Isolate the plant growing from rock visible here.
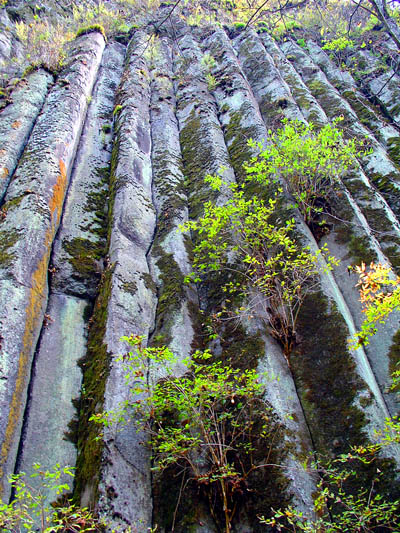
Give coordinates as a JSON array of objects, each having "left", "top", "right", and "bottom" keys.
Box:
[
  {"left": 0, "top": 463, "right": 104, "bottom": 532},
  {"left": 352, "top": 261, "right": 400, "bottom": 347},
  {"left": 246, "top": 118, "right": 361, "bottom": 226},
  {"left": 181, "top": 174, "right": 338, "bottom": 356},
  {"left": 15, "top": 19, "right": 73, "bottom": 73},
  {"left": 92, "top": 335, "right": 287, "bottom": 533},
  {"left": 260, "top": 432, "right": 400, "bottom": 532}
]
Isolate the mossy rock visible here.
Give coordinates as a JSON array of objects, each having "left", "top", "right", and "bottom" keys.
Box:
[
  {"left": 151, "top": 245, "right": 185, "bottom": 347},
  {"left": 0, "top": 229, "right": 20, "bottom": 267},
  {"left": 292, "top": 291, "right": 367, "bottom": 455},
  {"left": 76, "top": 24, "right": 106, "bottom": 41},
  {"left": 73, "top": 266, "right": 114, "bottom": 505}
]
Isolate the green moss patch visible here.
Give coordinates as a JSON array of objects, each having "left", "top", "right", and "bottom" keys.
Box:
[
  {"left": 387, "top": 137, "right": 400, "bottom": 167},
  {"left": 151, "top": 246, "right": 185, "bottom": 347},
  {"left": 63, "top": 237, "right": 103, "bottom": 281},
  {"left": 292, "top": 291, "right": 367, "bottom": 455},
  {"left": 73, "top": 266, "right": 113, "bottom": 505},
  {"left": 179, "top": 111, "right": 219, "bottom": 220},
  {"left": 224, "top": 109, "right": 259, "bottom": 182},
  {"left": 76, "top": 24, "right": 106, "bottom": 41},
  {"left": 0, "top": 229, "right": 20, "bottom": 267},
  {"left": 388, "top": 329, "right": 400, "bottom": 392},
  {"left": 341, "top": 90, "right": 385, "bottom": 131}
]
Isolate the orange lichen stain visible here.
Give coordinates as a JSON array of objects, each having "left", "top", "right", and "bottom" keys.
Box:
[
  {"left": 0, "top": 243, "right": 49, "bottom": 495},
  {"left": 0, "top": 168, "right": 9, "bottom": 179},
  {"left": 0, "top": 160, "right": 69, "bottom": 495},
  {"left": 11, "top": 120, "right": 21, "bottom": 129},
  {"left": 0, "top": 149, "right": 6, "bottom": 157},
  {"left": 49, "top": 160, "right": 68, "bottom": 226}
]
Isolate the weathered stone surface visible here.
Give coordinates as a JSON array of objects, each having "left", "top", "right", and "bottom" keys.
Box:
[
  {"left": 0, "top": 8, "right": 23, "bottom": 81},
  {"left": 148, "top": 36, "right": 195, "bottom": 362},
  {"left": 349, "top": 47, "right": 400, "bottom": 124},
  {"left": 0, "top": 7, "right": 400, "bottom": 530},
  {"left": 52, "top": 42, "right": 125, "bottom": 299},
  {"left": 15, "top": 42, "right": 125, "bottom": 511},
  {"left": 260, "top": 33, "right": 327, "bottom": 127},
  {"left": 234, "top": 29, "right": 304, "bottom": 125},
  {"left": 0, "top": 30, "right": 104, "bottom": 498},
  {"left": 234, "top": 30, "right": 400, "bottom": 425},
  {"left": 238, "top": 33, "right": 399, "bottom": 418},
  {"left": 280, "top": 39, "right": 400, "bottom": 201},
  {"left": 0, "top": 69, "right": 53, "bottom": 202},
  {"left": 202, "top": 26, "right": 398, "bottom": 464},
  {"left": 87, "top": 31, "right": 157, "bottom": 531},
  {"left": 305, "top": 40, "right": 397, "bottom": 143},
  {"left": 181, "top": 25, "right": 318, "bottom": 514},
  {"left": 17, "top": 293, "right": 88, "bottom": 501}
]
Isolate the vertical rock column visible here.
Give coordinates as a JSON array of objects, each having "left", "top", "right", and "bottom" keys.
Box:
[
  {"left": 348, "top": 47, "right": 400, "bottom": 125},
  {"left": 16, "top": 42, "right": 125, "bottom": 505},
  {"left": 148, "top": 36, "right": 195, "bottom": 362},
  {"left": 0, "top": 31, "right": 105, "bottom": 499},
  {"left": 201, "top": 26, "right": 397, "bottom": 460},
  {"left": 0, "top": 69, "right": 53, "bottom": 201},
  {"left": 175, "top": 28, "right": 317, "bottom": 519},
  {"left": 236, "top": 31, "right": 400, "bottom": 415},
  {"left": 306, "top": 40, "right": 400, "bottom": 155},
  {"left": 278, "top": 39, "right": 400, "bottom": 229},
  {"left": 76, "top": 31, "right": 157, "bottom": 531},
  {"left": 305, "top": 39, "right": 400, "bottom": 216},
  {"left": 147, "top": 34, "right": 206, "bottom": 531}
]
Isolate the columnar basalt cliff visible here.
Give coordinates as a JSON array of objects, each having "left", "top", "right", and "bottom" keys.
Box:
[{"left": 1, "top": 2, "right": 400, "bottom": 531}]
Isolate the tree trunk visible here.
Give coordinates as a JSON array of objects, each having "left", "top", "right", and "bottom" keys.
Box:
[{"left": 369, "top": 0, "right": 400, "bottom": 50}]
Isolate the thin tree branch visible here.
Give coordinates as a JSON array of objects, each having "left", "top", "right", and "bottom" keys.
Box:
[
  {"left": 348, "top": 0, "right": 363, "bottom": 35},
  {"left": 153, "top": 0, "right": 184, "bottom": 34}
]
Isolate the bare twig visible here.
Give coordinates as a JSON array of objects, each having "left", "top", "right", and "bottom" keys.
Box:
[
  {"left": 244, "top": 0, "right": 307, "bottom": 31},
  {"left": 348, "top": 0, "right": 363, "bottom": 35}
]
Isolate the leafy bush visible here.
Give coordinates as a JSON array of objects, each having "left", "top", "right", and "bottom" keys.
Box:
[
  {"left": 15, "top": 19, "right": 73, "bottom": 72},
  {"left": 0, "top": 463, "right": 104, "bottom": 532},
  {"left": 72, "top": 2, "right": 128, "bottom": 37},
  {"left": 322, "top": 36, "right": 354, "bottom": 51},
  {"left": 246, "top": 118, "right": 361, "bottom": 225},
  {"left": 92, "top": 336, "right": 287, "bottom": 533},
  {"left": 260, "top": 432, "right": 400, "bottom": 532},
  {"left": 181, "top": 172, "right": 338, "bottom": 355},
  {"left": 352, "top": 262, "right": 400, "bottom": 347}
]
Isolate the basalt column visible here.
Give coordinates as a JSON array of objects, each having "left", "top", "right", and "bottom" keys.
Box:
[{"left": 0, "top": 30, "right": 105, "bottom": 499}]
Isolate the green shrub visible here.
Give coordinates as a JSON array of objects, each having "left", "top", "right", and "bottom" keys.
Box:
[
  {"left": 322, "top": 36, "right": 354, "bottom": 51},
  {"left": 261, "top": 431, "right": 400, "bottom": 532},
  {"left": 0, "top": 463, "right": 104, "bottom": 532},
  {"left": 246, "top": 118, "right": 362, "bottom": 225},
  {"left": 92, "top": 335, "right": 286, "bottom": 533},
  {"left": 181, "top": 173, "right": 338, "bottom": 355},
  {"left": 15, "top": 19, "right": 73, "bottom": 73},
  {"left": 351, "top": 262, "right": 400, "bottom": 348}
]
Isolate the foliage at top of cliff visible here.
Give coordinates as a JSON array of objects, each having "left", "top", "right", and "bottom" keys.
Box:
[{"left": 1, "top": 0, "right": 400, "bottom": 109}]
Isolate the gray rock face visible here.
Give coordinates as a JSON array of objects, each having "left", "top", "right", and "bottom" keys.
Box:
[
  {"left": 177, "top": 26, "right": 317, "bottom": 514},
  {"left": 51, "top": 42, "right": 126, "bottom": 299},
  {"left": 0, "top": 30, "right": 104, "bottom": 499},
  {"left": 0, "top": 9, "right": 400, "bottom": 532},
  {"left": 279, "top": 39, "right": 400, "bottom": 221},
  {"left": 17, "top": 293, "right": 88, "bottom": 501},
  {"left": 92, "top": 31, "right": 157, "bottom": 531},
  {"left": 148, "top": 36, "right": 195, "bottom": 364},
  {"left": 242, "top": 31, "right": 400, "bottom": 417},
  {"left": 201, "top": 26, "right": 397, "bottom": 461},
  {"left": 16, "top": 41, "right": 125, "bottom": 510},
  {"left": 0, "top": 69, "right": 53, "bottom": 202}
]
